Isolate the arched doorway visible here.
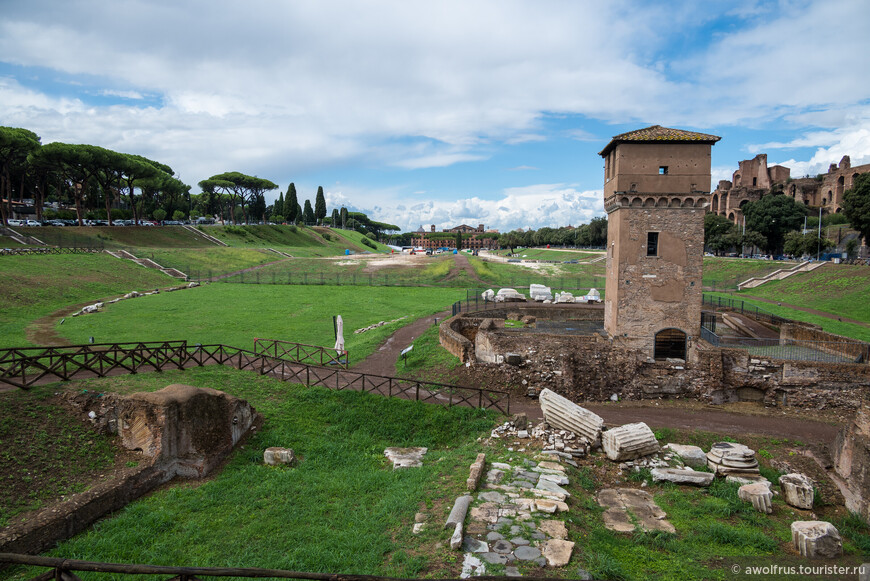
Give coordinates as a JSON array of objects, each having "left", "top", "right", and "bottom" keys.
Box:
[{"left": 654, "top": 328, "right": 687, "bottom": 360}]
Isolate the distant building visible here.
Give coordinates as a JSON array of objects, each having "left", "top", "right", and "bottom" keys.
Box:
[{"left": 410, "top": 223, "right": 499, "bottom": 250}]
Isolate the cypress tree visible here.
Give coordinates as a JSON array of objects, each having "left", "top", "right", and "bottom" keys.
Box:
[
  {"left": 303, "top": 199, "right": 314, "bottom": 224},
  {"left": 276, "top": 192, "right": 284, "bottom": 220},
  {"left": 340, "top": 207, "right": 348, "bottom": 229},
  {"left": 331, "top": 208, "right": 339, "bottom": 226},
  {"left": 314, "top": 186, "right": 327, "bottom": 224},
  {"left": 286, "top": 183, "right": 298, "bottom": 224}
]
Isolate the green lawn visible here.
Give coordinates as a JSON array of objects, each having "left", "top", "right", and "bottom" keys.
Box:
[
  {"left": 491, "top": 247, "right": 602, "bottom": 261},
  {"left": 55, "top": 284, "right": 465, "bottom": 364},
  {"left": 735, "top": 264, "right": 870, "bottom": 324},
  {"left": 32, "top": 226, "right": 214, "bottom": 249},
  {"left": 702, "top": 257, "right": 794, "bottom": 289},
  {"left": 1, "top": 367, "right": 495, "bottom": 579},
  {"left": 468, "top": 256, "right": 604, "bottom": 290},
  {"left": 0, "top": 254, "right": 173, "bottom": 347},
  {"left": 705, "top": 292, "right": 870, "bottom": 342},
  {"left": 133, "top": 247, "right": 281, "bottom": 278}
]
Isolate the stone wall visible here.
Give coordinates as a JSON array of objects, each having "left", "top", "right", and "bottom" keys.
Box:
[
  {"left": 780, "top": 322, "right": 869, "bottom": 362},
  {"left": 833, "top": 402, "right": 870, "bottom": 522},
  {"left": 445, "top": 307, "right": 870, "bottom": 411},
  {"left": 0, "top": 385, "right": 260, "bottom": 556}
]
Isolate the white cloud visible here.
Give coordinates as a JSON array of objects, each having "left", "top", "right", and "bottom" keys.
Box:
[
  {"left": 326, "top": 183, "right": 604, "bottom": 233},
  {"left": 98, "top": 89, "right": 145, "bottom": 100}
]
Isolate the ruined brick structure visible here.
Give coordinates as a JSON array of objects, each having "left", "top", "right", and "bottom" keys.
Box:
[
  {"left": 599, "top": 125, "right": 720, "bottom": 358},
  {"left": 712, "top": 154, "right": 870, "bottom": 224}
]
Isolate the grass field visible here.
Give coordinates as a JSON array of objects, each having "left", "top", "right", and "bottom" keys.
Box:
[
  {"left": 735, "top": 264, "right": 870, "bottom": 324},
  {"left": 30, "top": 226, "right": 215, "bottom": 249},
  {"left": 0, "top": 254, "right": 172, "bottom": 347},
  {"left": 54, "top": 284, "right": 464, "bottom": 364},
  {"left": 3, "top": 370, "right": 868, "bottom": 581},
  {"left": 705, "top": 292, "right": 870, "bottom": 342},
  {"left": 702, "top": 257, "right": 794, "bottom": 289},
  {"left": 1, "top": 367, "right": 495, "bottom": 579},
  {"left": 468, "top": 256, "right": 604, "bottom": 290},
  {"left": 489, "top": 248, "right": 602, "bottom": 261}
]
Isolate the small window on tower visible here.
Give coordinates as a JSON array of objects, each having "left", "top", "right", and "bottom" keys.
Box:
[
  {"left": 647, "top": 232, "right": 659, "bottom": 256},
  {"left": 659, "top": 166, "right": 668, "bottom": 175}
]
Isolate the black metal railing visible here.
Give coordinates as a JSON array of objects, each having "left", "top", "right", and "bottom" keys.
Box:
[{"left": 702, "top": 294, "right": 787, "bottom": 325}]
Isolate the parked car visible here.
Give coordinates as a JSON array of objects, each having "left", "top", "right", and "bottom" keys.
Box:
[{"left": 24, "top": 220, "right": 41, "bottom": 226}]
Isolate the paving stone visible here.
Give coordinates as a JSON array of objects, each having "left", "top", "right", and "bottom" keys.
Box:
[
  {"left": 539, "top": 473, "right": 569, "bottom": 486},
  {"left": 470, "top": 502, "right": 499, "bottom": 524},
  {"left": 512, "top": 479, "right": 536, "bottom": 489},
  {"left": 531, "top": 531, "right": 547, "bottom": 540},
  {"left": 492, "top": 539, "right": 514, "bottom": 554},
  {"left": 509, "top": 525, "right": 523, "bottom": 535},
  {"left": 537, "top": 461, "right": 566, "bottom": 472},
  {"left": 466, "top": 521, "right": 487, "bottom": 535},
  {"left": 534, "top": 557, "right": 548, "bottom": 568},
  {"left": 534, "top": 479, "right": 571, "bottom": 497},
  {"left": 486, "top": 469, "right": 505, "bottom": 484},
  {"left": 487, "top": 531, "right": 505, "bottom": 541},
  {"left": 479, "top": 491, "right": 506, "bottom": 503},
  {"left": 576, "top": 567, "right": 593, "bottom": 580},
  {"left": 462, "top": 536, "right": 489, "bottom": 553},
  {"left": 511, "top": 537, "right": 530, "bottom": 546},
  {"left": 497, "top": 517, "right": 515, "bottom": 526},
  {"left": 383, "top": 446, "right": 428, "bottom": 469},
  {"left": 538, "top": 519, "right": 568, "bottom": 540},
  {"left": 651, "top": 467, "right": 714, "bottom": 487},
  {"left": 517, "top": 470, "right": 541, "bottom": 482},
  {"left": 482, "top": 552, "right": 509, "bottom": 565},
  {"left": 505, "top": 566, "right": 522, "bottom": 577},
  {"left": 514, "top": 545, "right": 542, "bottom": 561},
  {"left": 492, "top": 462, "right": 512, "bottom": 470},
  {"left": 460, "top": 554, "right": 485, "bottom": 579},
  {"left": 541, "top": 539, "right": 575, "bottom": 567},
  {"left": 536, "top": 499, "right": 559, "bottom": 513}
]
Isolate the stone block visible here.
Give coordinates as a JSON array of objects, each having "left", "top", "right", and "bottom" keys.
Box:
[
  {"left": 738, "top": 482, "right": 774, "bottom": 514},
  {"left": 541, "top": 539, "right": 574, "bottom": 567},
  {"left": 384, "top": 447, "right": 427, "bottom": 469},
  {"left": 467, "top": 453, "right": 486, "bottom": 490},
  {"left": 779, "top": 473, "right": 814, "bottom": 510},
  {"left": 263, "top": 447, "right": 296, "bottom": 466},
  {"left": 445, "top": 495, "right": 473, "bottom": 529},
  {"left": 662, "top": 443, "right": 707, "bottom": 468},
  {"left": 539, "top": 388, "right": 604, "bottom": 444},
  {"left": 650, "top": 467, "right": 714, "bottom": 486},
  {"left": 791, "top": 521, "right": 843, "bottom": 558},
  {"left": 706, "top": 442, "right": 759, "bottom": 475},
  {"left": 602, "top": 422, "right": 660, "bottom": 461}
]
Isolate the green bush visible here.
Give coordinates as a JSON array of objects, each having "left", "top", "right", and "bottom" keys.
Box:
[{"left": 361, "top": 237, "right": 376, "bottom": 249}]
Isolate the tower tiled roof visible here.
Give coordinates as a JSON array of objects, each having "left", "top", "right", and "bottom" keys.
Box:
[{"left": 599, "top": 125, "right": 721, "bottom": 156}]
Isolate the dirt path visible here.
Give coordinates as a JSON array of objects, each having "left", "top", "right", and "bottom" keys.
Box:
[
  {"left": 737, "top": 294, "right": 870, "bottom": 328},
  {"left": 445, "top": 252, "right": 487, "bottom": 285},
  {"left": 25, "top": 301, "right": 104, "bottom": 346},
  {"left": 352, "top": 309, "right": 452, "bottom": 376},
  {"left": 353, "top": 311, "right": 843, "bottom": 447}
]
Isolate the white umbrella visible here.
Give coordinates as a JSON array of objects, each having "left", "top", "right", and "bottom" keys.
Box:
[{"left": 334, "top": 315, "right": 345, "bottom": 353}]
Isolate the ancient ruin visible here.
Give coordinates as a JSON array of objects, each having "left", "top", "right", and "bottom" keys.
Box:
[{"left": 712, "top": 153, "right": 870, "bottom": 223}]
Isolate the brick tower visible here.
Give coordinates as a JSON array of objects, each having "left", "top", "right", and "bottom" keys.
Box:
[{"left": 598, "top": 125, "right": 720, "bottom": 359}]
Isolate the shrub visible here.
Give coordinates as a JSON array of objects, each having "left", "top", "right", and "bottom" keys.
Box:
[{"left": 361, "top": 237, "right": 376, "bottom": 249}]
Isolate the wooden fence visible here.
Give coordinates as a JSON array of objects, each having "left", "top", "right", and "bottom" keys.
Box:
[
  {"left": 0, "top": 553, "right": 564, "bottom": 581},
  {"left": 253, "top": 338, "right": 348, "bottom": 368},
  {"left": 0, "top": 341, "right": 509, "bottom": 414}
]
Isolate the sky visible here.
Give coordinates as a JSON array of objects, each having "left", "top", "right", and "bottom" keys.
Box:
[{"left": 2, "top": 0, "right": 869, "bottom": 232}]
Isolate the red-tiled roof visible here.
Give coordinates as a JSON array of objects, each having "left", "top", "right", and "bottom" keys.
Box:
[{"left": 599, "top": 125, "right": 721, "bottom": 156}]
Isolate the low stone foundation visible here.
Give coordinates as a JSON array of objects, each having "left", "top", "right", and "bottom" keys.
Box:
[
  {"left": 0, "top": 385, "right": 260, "bottom": 555},
  {"left": 441, "top": 305, "right": 870, "bottom": 411}
]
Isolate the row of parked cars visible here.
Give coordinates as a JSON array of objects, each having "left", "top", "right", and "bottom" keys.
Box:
[{"left": 6, "top": 219, "right": 183, "bottom": 227}]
